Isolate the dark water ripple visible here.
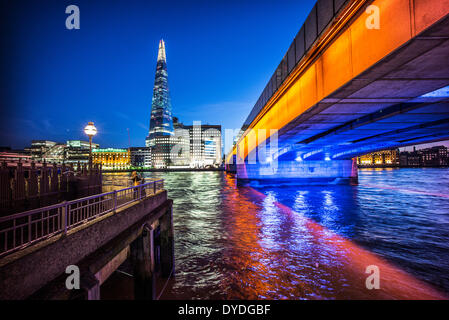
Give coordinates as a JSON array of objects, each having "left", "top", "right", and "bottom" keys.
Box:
[{"left": 103, "top": 168, "right": 449, "bottom": 299}]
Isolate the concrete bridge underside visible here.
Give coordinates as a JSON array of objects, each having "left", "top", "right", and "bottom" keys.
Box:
[{"left": 227, "top": 0, "right": 449, "bottom": 185}]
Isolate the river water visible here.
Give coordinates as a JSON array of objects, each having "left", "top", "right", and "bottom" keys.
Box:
[{"left": 103, "top": 168, "right": 449, "bottom": 300}]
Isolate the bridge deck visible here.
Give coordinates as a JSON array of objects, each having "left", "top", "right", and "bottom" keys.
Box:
[{"left": 227, "top": 0, "right": 449, "bottom": 164}]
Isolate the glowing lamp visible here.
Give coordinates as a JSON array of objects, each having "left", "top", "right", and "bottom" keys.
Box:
[
  {"left": 84, "top": 122, "right": 97, "bottom": 137},
  {"left": 84, "top": 121, "right": 97, "bottom": 171}
]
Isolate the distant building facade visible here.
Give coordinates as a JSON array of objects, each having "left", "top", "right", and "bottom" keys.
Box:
[
  {"left": 65, "top": 140, "right": 99, "bottom": 164},
  {"left": 173, "top": 118, "right": 222, "bottom": 168},
  {"left": 28, "top": 140, "right": 58, "bottom": 161},
  {"left": 23, "top": 140, "right": 99, "bottom": 164},
  {"left": 357, "top": 149, "right": 400, "bottom": 167},
  {"left": 358, "top": 146, "right": 448, "bottom": 167},
  {"left": 400, "top": 146, "right": 448, "bottom": 167},
  {"left": 92, "top": 148, "right": 130, "bottom": 170},
  {"left": 130, "top": 147, "right": 152, "bottom": 168}
]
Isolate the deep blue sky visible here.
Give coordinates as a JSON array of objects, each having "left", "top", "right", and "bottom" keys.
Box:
[
  {"left": 1, "top": 0, "right": 447, "bottom": 151},
  {"left": 0, "top": 0, "right": 316, "bottom": 149}
]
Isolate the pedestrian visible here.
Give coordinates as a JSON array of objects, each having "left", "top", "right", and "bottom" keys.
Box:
[
  {"left": 131, "top": 171, "right": 142, "bottom": 199},
  {"left": 131, "top": 171, "right": 141, "bottom": 186}
]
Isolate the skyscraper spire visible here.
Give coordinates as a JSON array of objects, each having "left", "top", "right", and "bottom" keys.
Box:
[
  {"left": 146, "top": 39, "right": 174, "bottom": 147},
  {"left": 157, "top": 39, "right": 166, "bottom": 62}
]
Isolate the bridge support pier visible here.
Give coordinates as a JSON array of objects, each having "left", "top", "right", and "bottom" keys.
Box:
[
  {"left": 225, "top": 155, "right": 237, "bottom": 173},
  {"left": 81, "top": 271, "right": 100, "bottom": 300},
  {"left": 131, "top": 228, "right": 156, "bottom": 300},
  {"left": 160, "top": 204, "right": 175, "bottom": 278},
  {"left": 237, "top": 159, "right": 358, "bottom": 186}
]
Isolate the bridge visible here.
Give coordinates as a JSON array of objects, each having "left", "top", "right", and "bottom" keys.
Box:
[
  {"left": 0, "top": 180, "right": 174, "bottom": 300},
  {"left": 225, "top": 0, "right": 449, "bottom": 185}
]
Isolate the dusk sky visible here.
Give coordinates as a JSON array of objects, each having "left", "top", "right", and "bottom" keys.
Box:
[
  {"left": 0, "top": 0, "right": 317, "bottom": 149},
  {"left": 1, "top": 0, "right": 447, "bottom": 150}
]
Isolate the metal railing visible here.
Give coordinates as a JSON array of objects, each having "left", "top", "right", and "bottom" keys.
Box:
[{"left": 0, "top": 179, "right": 164, "bottom": 258}]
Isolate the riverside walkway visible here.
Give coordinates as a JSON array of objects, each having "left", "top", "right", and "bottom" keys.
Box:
[{"left": 0, "top": 180, "right": 174, "bottom": 300}]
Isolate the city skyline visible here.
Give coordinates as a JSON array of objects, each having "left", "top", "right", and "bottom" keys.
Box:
[
  {"left": 0, "top": 0, "right": 448, "bottom": 304},
  {"left": 0, "top": 0, "right": 318, "bottom": 149},
  {"left": 1, "top": 0, "right": 448, "bottom": 152}
]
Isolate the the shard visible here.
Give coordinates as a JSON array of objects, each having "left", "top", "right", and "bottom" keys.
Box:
[{"left": 146, "top": 39, "right": 174, "bottom": 147}]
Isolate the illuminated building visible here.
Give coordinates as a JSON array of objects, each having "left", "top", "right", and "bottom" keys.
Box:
[
  {"left": 25, "top": 140, "right": 99, "bottom": 164},
  {"left": 151, "top": 134, "right": 190, "bottom": 168},
  {"left": 92, "top": 148, "right": 130, "bottom": 170},
  {"left": 28, "top": 140, "right": 58, "bottom": 161},
  {"left": 146, "top": 39, "right": 174, "bottom": 147},
  {"left": 193, "top": 124, "right": 222, "bottom": 168},
  {"left": 173, "top": 118, "right": 222, "bottom": 168},
  {"left": 357, "top": 149, "right": 400, "bottom": 167},
  {"left": 130, "top": 147, "right": 152, "bottom": 168},
  {"left": 171, "top": 126, "right": 191, "bottom": 166},
  {"left": 65, "top": 140, "right": 99, "bottom": 165},
  {"left": 141, "top": 37, "right": 222, "bottom": 168}
]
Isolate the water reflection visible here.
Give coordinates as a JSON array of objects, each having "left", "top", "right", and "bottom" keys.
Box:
[{"left": 103, "top": 169, "right": 449, "bottom": 299}]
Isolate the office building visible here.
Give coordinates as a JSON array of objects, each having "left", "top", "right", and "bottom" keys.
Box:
[{"left": 130, "top": 147, "right": 152, "bottom": 168}]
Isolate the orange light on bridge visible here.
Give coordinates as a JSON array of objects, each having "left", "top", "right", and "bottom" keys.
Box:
[{"left": 228, "top": 0, "right": 449, "bottom": 162}]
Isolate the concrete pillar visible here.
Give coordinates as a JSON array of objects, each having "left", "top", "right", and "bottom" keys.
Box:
[
  {"left": 160, "top": 205, "right": 175, "bottom": 278},
  {"left": 225, "top": 155, "right": 237, "bottom": 173},
  {"left": 237, "top": 159, "right": 358, "bottom": 185},
  {"left": 130, "top": 228, "right": 155, "bottom": 300},
  {"left": 350, "top": 158, "right": 358, "bottom": 185},
  {"left": 80, "top": 271, "right": 100, "bottom": 300}
]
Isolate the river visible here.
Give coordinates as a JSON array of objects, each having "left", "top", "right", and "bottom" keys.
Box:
[{"left": 102, "top": 168, "right": 449, "bottom": 299}]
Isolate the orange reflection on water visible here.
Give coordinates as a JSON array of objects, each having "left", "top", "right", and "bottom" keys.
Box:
[{"left": 221, "top": 174, "right": 447, "bottom": 300}]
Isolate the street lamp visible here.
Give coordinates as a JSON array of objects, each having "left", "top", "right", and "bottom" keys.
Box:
[{"left": 84, "top": 122, "right": 97, "bottom": 171}]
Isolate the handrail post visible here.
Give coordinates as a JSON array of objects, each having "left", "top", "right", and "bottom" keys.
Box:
[
  {"left": 113, "top": 190, "right": 117, "bottom": 212},
  {"left": 153, "top": 181, "right": 156, "bottom": 195},
  {"left": 61, "top": 201, "right": 68, "bottom": 235},
  {"left": 28, "top": 215, "right": 31, "bottom": 243}
]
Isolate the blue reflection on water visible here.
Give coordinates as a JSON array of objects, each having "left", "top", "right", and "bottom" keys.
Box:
[
  {"left": 255, "top": 168, "right": 449, "bottom": 294},
  {"left": 103, "top": 168, "right": 449, "bottom": 298}
]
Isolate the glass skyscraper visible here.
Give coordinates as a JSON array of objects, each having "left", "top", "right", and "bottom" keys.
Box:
[{"left": 146, "top": 39, "right": 174, "bottom": 147}]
